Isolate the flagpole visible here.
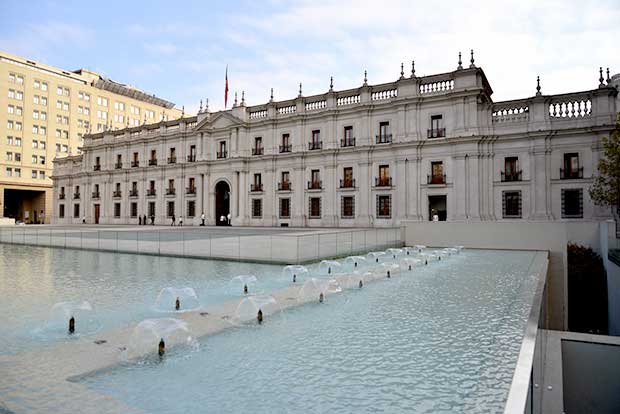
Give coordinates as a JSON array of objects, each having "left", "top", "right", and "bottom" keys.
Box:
[{"left": 224, "top": 65, "right": 229, "bottom": 109}]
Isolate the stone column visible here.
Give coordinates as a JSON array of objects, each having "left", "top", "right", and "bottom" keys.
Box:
[
  {"left": 453, "top": 154, "right": 467, "bottom": 220},
  {"left": 467, "top": 154, "right": 481, "bottom": 221},
  {"left": 292, "top": 166, "right": 305, "bottom": 226},
  {"left": 530, "top": 142, "right": 553, "bottom": 220},
  {"left": 357, "top": 160, "right": 372, "bottom": 226}
]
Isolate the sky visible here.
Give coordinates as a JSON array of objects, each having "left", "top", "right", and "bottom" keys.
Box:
[{"left": 1, "top": 0, "right": 619, "bottom": 113}]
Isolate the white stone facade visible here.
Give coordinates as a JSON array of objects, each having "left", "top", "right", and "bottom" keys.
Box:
[{"left": 51, "top": 64, "right": 619, "bottom": 227}]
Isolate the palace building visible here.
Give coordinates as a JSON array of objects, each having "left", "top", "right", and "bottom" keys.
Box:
[
  {"left": 51, "top": 56, "right": 619, "bottom": 227},
  {"left": 0, "top": 51, "right": 182, "bottom": 224}
]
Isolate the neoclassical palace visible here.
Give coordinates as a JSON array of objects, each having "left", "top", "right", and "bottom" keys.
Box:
[{"left": 51, "top": 59, "right": 620, "bottom": 227}]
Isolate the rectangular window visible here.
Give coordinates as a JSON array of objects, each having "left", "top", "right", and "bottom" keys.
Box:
[
  {"left": 187, "top": 200, "right": 196, "bottom": 217},
  {"left": 562, "top": 189, "right": 583, "bottom": 218},
  {"left": 430, "top": 161, "right": 444, "bottom": 184},
  {"left": 148, "top": 202, "right": 156, "bottom": 218},
  {"left": 342, "top": 126, "right": 354, "bottom": 146},
  {"left": 279, "top": 198, "right": 290, "bottom": 218},
  {"left": 59, "top": 204, "right": 65, "bottom": 218},
  {"left": 73, "top": 204, "right": 80, "bottom": 218},
  {"left": 341, "top": 196, "right": 355, "bottom": 218},
  {"left": 281, "top": 133, "right": 290, "bottom": 151},
  {"left": 378, "top": 165, "right": 390, "bottom": 186},
  {"left": 562, "top": 153, "right": 582, "bottom": 179},
  {"left": 310, "top": 130, "right": 321, "bottom": 150},
  {"left": 114, "top": 203, "right": 121, "bottom": 218},
  {"left": 502, "top": 191, "right": 522, "bottom": 218},
  {"left": 14, "top": 168, "right": 21, "bottom": 177},
  {"left": 376, "top": 195, "right": 391, "bottom": 218},
  {"left": 167, "top": 201, "right": 175, "bottom": 217},
  {"left": 378, "top": 121, "right": 391, "bottom": 143},
  {"left": 130, "top": 202, "right": 138, "bottom": 218},
  {"left": 429, "top": 115, "right": 445, "bottom": 138},
  {"left": 309, "top": 197, "right": 321, "bottom": 218},
  {"left": 252, "top": 199, "right": 263, "bottom": 218},
  {"left": 5, "top": 167, "right": 12, "bottom": 176}
]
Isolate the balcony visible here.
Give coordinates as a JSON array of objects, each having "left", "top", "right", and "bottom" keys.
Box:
[
  {"left": 147, "top": 189, "right": 156, "bottom": 197},
  {"left": 427, "top": 174, "right": 446, "bottom": 185},
  {"left": 167, "top": 156, "right": 177, "bottom": 164},
  {"left": 73, "top": 192, "right": 80, "bottom": 200},
  {"left": 308, "top": 141, "right": 322, "bottom": 150},
  {"left": 307, "top": 180, "right": 322, "bottom": 190},
  {"left": 341, "top": 137, "right": 356, "bottom": 147},
  {"left": 115, "top": 162, "right": 123, "bottom": 169},
  {"left": 427, "top": 128, "right": 446, "bottom": 139},
  {"left": 58, "top": 193, "right": 65, "bottom": 200},
  {"left": 340, "top": 179, "right": 356, "bottom": 188},
  {"left": 148, "top": 159, "right": 158, "bottom": 166},
  {"left": 91, "top": 191, "right": 100, "bottom": 199},
  {"left": 375, "top": 177, "right": 392, "bottom": 187},
  {"left": 278, "top": 181, "right": 292, "bottom": 191},
  {"left": 129, "top": 190, "right": 138, "bottom": 197},
  {"left": 279, "top": 144, "right": 292, "bottom": 153},
  {"left": 166, "top": 188, "right": 176, "bottom": 196},
  {"left": 560, "top": 167, "right": 583, "bottom": 179},
  {"left": 501, "top": 170, "right": 523, "bottom": 182},
  {"left": 376, "top": 134, "right": 392, "bottom": 144},
  {"left": 252, "top": 147, "right": 264, "bottom": 156},
  {"left": 131, "top": 160, "right": 139, "bottom": 168},
  {"left": 250, "top": 183, "right": 263, "bottom": 192},
  {"left": 113, "top": 190, "right": 122, "bottom": 198},
  {"left": 186, "top": 187, "right": 196, "bottom": 195},
  {"left": 93, "top": 164, "right": 101, "bottom": 171},
  {"left": 187, "top": 154, "right": 196, "bottom": 162},
  {"left": 216, "top": 151, "right": 227, "bottom": 159}
]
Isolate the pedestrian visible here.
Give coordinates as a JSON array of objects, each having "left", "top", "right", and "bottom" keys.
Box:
[
  {"left": 178, "top": 216, "right": 183, "bottom": 226},
  {"left": 200, "top": 212, "right": 205, "bottom": 226},
  {"left": 143, "top": 214, "right": 147, "bottom": 225},
  {"left": 151, "top": 214, "right": 155, "bottom": 225},
  {"left": 171, "top": 214, "right": 176, "bottom": 226},
  {"left": 139, "top": 216, "right": 142, "bottom": 225},
  {"left": 82, "top": 215, "right": 86, "bottom": 224}
]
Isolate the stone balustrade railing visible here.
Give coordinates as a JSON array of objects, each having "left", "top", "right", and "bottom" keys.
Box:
[
  {"left": 492, "top": 100, "right": 530, "bottom": 123},
  {"left": 277, "top": 104, "right": 297, "bottom": 115},
  {"left": 548, "top": 92, "right": 592, "bottom": 119},
  {"left": 337, "top": 94, "right": 361, "bottom": 106}
]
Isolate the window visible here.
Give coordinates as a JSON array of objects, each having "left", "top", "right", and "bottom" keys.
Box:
[
  {"left": 376, "top": 195, "right": 391, "bottom": 218},
  {"left": 40, "top": 126, "right": 46, "bottom": 135},
  {"left": 114, "top": 203, "right": 121, "bottom": 218},
  {"left": 503, "top": 157, "right": 521, "bottom": 181},
  {"left": 15, "top": 91, "right": 23, "bottom": 100},
  {"left": 502, "top": 191, "right": 522, "bottom": 218},
  {"left": 6, "top": 136, "right": 13, "bottom": 145},
  {"left": 428, "top": 115, "right": 445, "bottom": 138},
  {"left": 97, "top": 97, "right": 108, "bottom": 107},
  {"left": 309, "top": 169, "right": 321, "bottom": 189},
  {"left": 40, "top": 141, "right": 46, "bottom": 149},
  {"left": 63, "top": 102, "right": 69, "bottom": 111},
  {"left": 15, "top": 137, "right": 21, "bottom": 146},
  {"left": 430, "top": 161, "right": 444, "bottom": 184},
  {"left": 168, "top": 147, "right": 176, "bottom": 163},
  {"left": 6, "top": 152, "right": 13, "bottom": 161},
  {"left": 14, "top": 168, "right": 21, "bottom": 177},
  {"left": 33, "top": 95, "right": 39, "bottom": 105},
  {"left": 5, "top": 167, "right": 12, "bottom": 177},
  {"left": 148, "top": 202, "right": 156, "bottom": 218},
  {"left": 59, "top": 204, "right": 65, "bottom": 218},
  {"left": 32, "top": 125, "right": 39, "bottom": 134},
  {"left": 73, "top": 204, "right": 80, "bottom": 218},
  {"left": 187, "top": 200, "right": 196, "bottom": 217},
  {"left": 57, "top": 86, "right": 63, "bottom": 95},
  {"left": 280, "top": 171, "right": 290, "bottom": 190},
  {"left": 32, "top": 155, "right": 38, "bottom": 164},
  {"left": 41, "top": 97, "right": 47, "bottom": 106},
  {"left": 15, "top": 153, "right": 21, "bottom": 162},
  {"left": 114, "top": 102, "right": 125, "bottom": 111},
  {"left": 252, "top": 199, "right": 263, "bottom": 218},
  {"left": 40, "top": 156, "right": 45, "bottom": 165},
  {"left": 217, "top": 141, "right": 227, "bottom": 158},
  {"left": 7, "top": 89, "right": 15, "bottom": 99},
  {"left": 310, "top": 130, "right": 321, "bottom": 150},
  {"left": 32, "top": 80, "right": 39, "bottom": 89},
  {"left": 7, "top": 121, "right": 13, "bottom": 129},
  {"left": 377, "top": 165, "right": 390, "bottom": 186},
  {"left": 7, "top": 105, "right": 14, "bottom": 114},
  {"left": 32, "top": 140, "right": 38, "bottom": 149},
  {"left": 378, "top": 121, "right": 391, "bottom": 143},
  {"left": 341, "top": 196, "right": 355, "bottom": 218},
  {"left": 41, "top": 82, "right": 48, "bottom": 92},
  {"left": 279, "top": 198, "right": 290, "bottom": 218},
  {"left": 309, "top": 197, "right": 321, "bottom": 218},
  {"left": 280, "top": 133, "right": 291, "bottom": 153},
  {"left": 342, "top": 126, "right": 354, "bottom": 146},
  {"left": 562, "top": 189, "right": 583, "bottom": 218},
  {"left": 253, "top": 137, "right": 263, "bottom": 155},
  {"left": 38, "top": 170, "right": 45, "bottom": 180},
  {"left": 130, "top": 106, "right": 140, "bottom": 115},
  {"left": 8, "top": 73, "right": 15, "bottom": 83},
  {"left": 342, "top": 167, "right": 354, "bottom": 187},
  {"left": 562, "top": 153, "right": 582, "bottom": 179},
  {"left": 130, "top": 202, "right": 138, "bottom": 218},
  {"left": 167, "top": 201, "right": 175, "bottom": 217}
]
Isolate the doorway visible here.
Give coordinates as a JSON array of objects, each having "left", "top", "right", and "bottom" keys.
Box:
[
  {"left": 215, "top": 181, "right": 231, "bottom": 226},
  {"left": 428, "top": 195, "right": 447, "bottom": 221},
  {"left": 94, "top": 204, "right": 100, "bottom": 224}
]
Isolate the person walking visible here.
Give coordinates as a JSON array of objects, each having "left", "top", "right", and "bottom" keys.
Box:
[
  {"left": 200, "top": 212, "right": 205, "bottom": 226},
  {"left": 178, "top": 216, "right": 183, "bottom": 226},
  {"left": 143, "top": 214, "right": 147, "bottom": 225},
  {"left": 151, "top": 214, "right": 155, "bottom": 225},
  {"left": 171, "top": 214, "right": 176, "bottom": 226},
  {"left": 139, "top": 216, "right": 142, "bottom": 225}
]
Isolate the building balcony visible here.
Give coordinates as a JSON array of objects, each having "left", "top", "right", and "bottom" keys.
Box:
[
  {"left": 187, "top": 154, "right": 196, "bottom": 162},
  {"left": 308, "top": 141, "right": 322, "bottom": 150},
  {"left": 131, "top": 160, "right": 139, "bottom": 168},
  {"left": 307, "top": 180, "right": 322, "bottom": 190},
  {"left": 148, "top": 159, "right": 158, "bottom": 166},
  {"left": 147, "top": 189, "right": 156, "bottom": 197},
  {"left": 427, "top": 128, "right": 446, "bottom": 139},
  {"left": 129, "top": 190, "right": 138, "bottom": 197},
  {"left": 250, "top": 183, "right": 263, "bottom": 192},
  {"left": 166, "top": 188, "right": 176, "bottom": 196},
  {"left": 427, "top": 174, "right": 446, "bottom": 185},
  {"left": 113, "top": 190, "right": 122, "bottom": 198},
  {"left": 501, "top": 170, "right": 523, "bottom": 182},
  {"left": 560, "top": 167, "right": 583, "bottom": 179},
  {"left": 186, "top": 187, "right": 196, "bottom": 195},
  {"left": 252, "top": 147, "right": 264, "bottom": 156},
  {"left": 375, "top": 177, "right": 392, "bottom": 187},
  {"left": 58, "top": 193, "right": 65, "bottom": 200},
  {"left": 216, "top": 151, "right": 227, "bottom": 159},
  {"left": 340, "top": 179, "right": 356, "bottom": 188},
  {"left": 73, "top": 193, "right": 80, "bottom": 199},
  {"left": 114, "top": 162, "right": 122, "bottom": 169},
  {"left": 93, "top": 164, "right": 101, "bottom": 171},
  {"left": 279, "top": 144, "right": 292, "bottom": 153},
  {"left": 167, "top": 156, "right": 177, "bottom": 164},
  {"left": 341, "top": 138, "right": 356, "bottom": 147},
  {"left": 91, "top": 191, "right": 100, "bottom": 199},
  {"left": 278, "top": 181, "right": 292, "bottom": 191},
  {"left": 376, "top": 134, "right": 392, "bottom": 144}
]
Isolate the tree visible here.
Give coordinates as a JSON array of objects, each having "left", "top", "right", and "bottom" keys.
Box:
[{"left": 589, "top": 114, "right": 620, "bottom": 233}]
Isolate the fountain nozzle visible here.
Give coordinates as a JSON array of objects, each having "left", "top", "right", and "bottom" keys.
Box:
[
  {"left": 158, "top": 338, "right": 165, "bottom": 357},
  {"left": 244, "top": 284, "right": 248, "bottom": 295},
  {"left": 257, "top": 309, "right": 263, "bottom": 324},
  {"left": 319, "top": 292, "right": 324, "bottom": 303},
  {"left": 175, "top": 297, "right": 180, "bottom": 311},
  {"left": 68, "top": 316, "right": 75, "bottom": 335}
]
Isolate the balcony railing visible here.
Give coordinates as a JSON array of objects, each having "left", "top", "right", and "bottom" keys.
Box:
[
  {"left": 187, "top": 154, "right": 196, "bottom": 162},
  {"left": 166, "top": 188, "right": 176, "bottom": 196},
  {"left": 58, "top": 193, "right": 65, "bottom": 200},
  {"left": 252, "top": 147, "right": 264, "bottom": 156},
  {"left": 216, "top": 151, "right": 227, "bottom": 159},
  {"left": 147, "top": 189, "right": 156, "bottom": 196},
  {"left": 340, "top": 179, "right": 356, "bottom": 188},
  {"left": 501, "top": 170, "right": 523, "bottom": 182},
  {"left": 91, "top": 192, "right": 99, "bottom": 199},
  {"left": 148, "top": 159, "right": 158, "bottom": 166},
  {"left": 73, "top": 192, "right": 80, "bottom": 199},
  {"left": 560, "top": 167, "right": 583, "bottom": 179},
  {"left": 115, "top": 162, "right": 123, "bottom": 169},
  {"left": 375, "top": 177, "right": 392, "bottom": 187},
  {"left": 341, "top": 137, "right": 356, "bottom": 147},
  {"left": 131, "top": 160, "right": 139, "bottom": 168},
  {"left": 279, "top": 144, "right": 292, "bottom": 153},
  {"left": 278, "top": 181, "right": 291, "bottom": 191},
  {"left": 113, "top": 190, "right": 122, "bottom": 198},
  {"left": 250, "top": 183, "right": 263, "bottom": 192},
  {"left": 129, "top": 190, "right": 138, "bottom": 197},
  {"left": 186, "top": 187, "right": 196, "bottom": 195},
  {"left": 307, "top": 180, "right": 322, "bottom": 190},
  {"left": 167, "top": 156, "right": 177, "bottom": 164},
  {"left": 376, "top": 134, "right": 392, "bottom": 144},
  {"left": 427, "top": 128, "right": 446, "bottom": 139},
  {"left": 427, "top": 174, "right": 446, "bottom": 185},
  {"left": 308, "top": 141, "right": 322, "bottom": 150},
  {"left": 93, "top": 164, "right": 101, "bottom": 171}
]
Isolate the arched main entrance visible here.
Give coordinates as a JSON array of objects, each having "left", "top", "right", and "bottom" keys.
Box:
[{"left": 215, "top": 180, "right": 231, "bottom": 226}]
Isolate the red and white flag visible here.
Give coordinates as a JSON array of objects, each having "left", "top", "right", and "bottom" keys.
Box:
[{"left": 224, "top": 65, "right": 229, "bottom": 109}]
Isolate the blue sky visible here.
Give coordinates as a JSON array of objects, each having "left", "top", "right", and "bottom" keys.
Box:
[{"left": 1, "top": 0, "right": 619, "bottom": 113}]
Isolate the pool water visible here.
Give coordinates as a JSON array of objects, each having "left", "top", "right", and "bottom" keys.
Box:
[{"left": 78, "top": 249, "right": 540, "bottom": 413}]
